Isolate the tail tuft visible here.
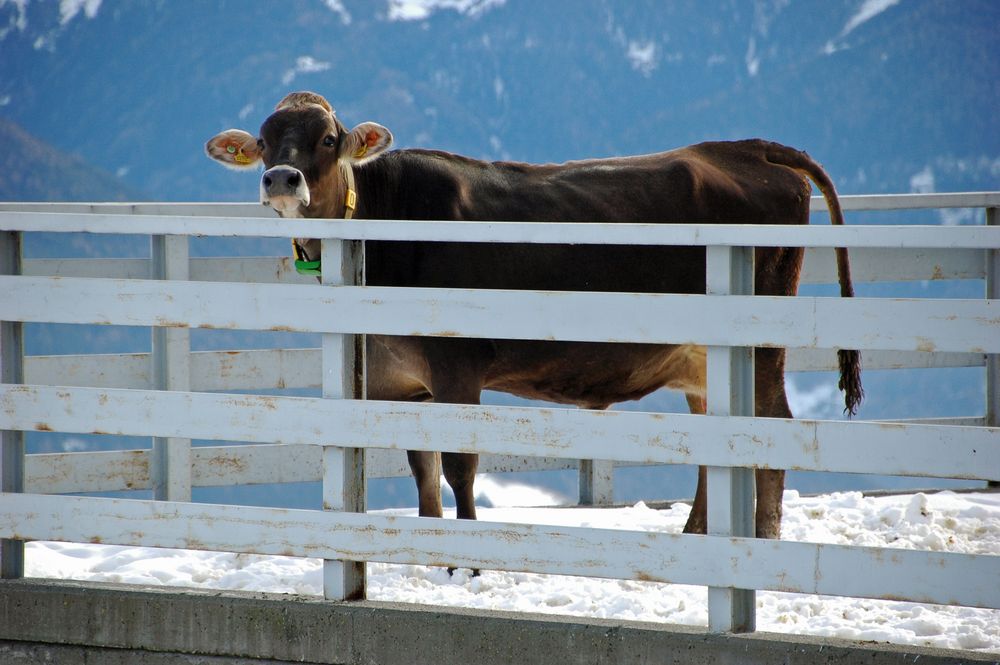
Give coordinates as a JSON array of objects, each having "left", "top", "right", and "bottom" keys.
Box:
[{"left": 838, "top": 349, "right": 864, "bottom": 416}]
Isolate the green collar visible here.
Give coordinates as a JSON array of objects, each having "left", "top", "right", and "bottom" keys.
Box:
[{"left": 294, "top": 258, "right": 322, "bottom": 276}]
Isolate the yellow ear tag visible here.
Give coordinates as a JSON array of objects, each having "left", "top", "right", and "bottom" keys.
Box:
[
  {"left": 353, "top": 144, "right": 368, "bottom": 159},
  {"left": 226, "top": 143, "right": 253, "bottom": 164}
]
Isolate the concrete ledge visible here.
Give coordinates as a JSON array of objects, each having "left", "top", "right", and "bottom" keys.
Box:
[{"left": 0, "top": 579, "right": 993, "bottom": 664}]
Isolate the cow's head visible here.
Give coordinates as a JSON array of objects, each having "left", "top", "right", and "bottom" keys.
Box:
[{"left": 205, "top": 91, "right": 393, "bottom": 220}]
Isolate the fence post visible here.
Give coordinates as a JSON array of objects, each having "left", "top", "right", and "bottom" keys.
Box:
[
  {"left": 705, "top": 245, "right": 756, "bottom": 633},
  {"left": 322, "top": 238, "right": 367, "bottom": 601},
  {"left": 150, "top": 234, "right": 192, "bottom": 501},
  {"left": 987, "top": 207, "right": 999, "bottom": 487},
  {"left": 579, "top": 459, "right": 614, "bottom": 505},
  {"left": 0, "top": 231, "right": 24, "bottom": 579}
]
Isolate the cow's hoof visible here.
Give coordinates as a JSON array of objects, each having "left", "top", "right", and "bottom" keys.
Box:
[{"left": 447, "top": 567, "right": 481, "bottom": 578}]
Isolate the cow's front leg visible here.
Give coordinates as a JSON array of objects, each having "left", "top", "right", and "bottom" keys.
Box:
[
  {"left": 407, "top": 450, "right": 443, "bottom": 517},
  {"left": 442, "top": 451, "right": 481, "bottom": 577},
  {"left": 425, "top": 339, "right": 492, "bottom": 524}
]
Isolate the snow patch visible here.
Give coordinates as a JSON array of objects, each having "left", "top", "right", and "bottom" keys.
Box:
[
  {"left": 59, "top": 0, "right": 101, "bottom": 26},
  {"left": 321, "top": 0, "right": 351, "bottom": 25},
  {"left": 842, "top": 0, "right": 902, "bottom": 38},
  {"left": 386, "top": 0, "right": 506, "bottom": 22},
  {"left": 61, "top": 437, "right": 89, "bottom": 452},
  {"left": 785, "top": 377, "right": 842, "bottom": 419},
  {"left": 282, "top": 56, "right": 332, "bottom": 86},
  {"left": 909, "top": 166, "right": 935, "bottom": 194},
  {"left": 626, "top": 40, "right": 658, "bottom": 76},
  {"left": 492, "top": 76, "right": 504, "bottom": 101},
  {"left": 237, "top": 103, "right": 254, "bottom": 121},
  {"left": 473, "top": 473, "right": 567, "bottom": 508},
  {"left": 605, "top": 10, "right": 659, "bottom": 77},
  {"left": 939, "top": 208, "right": 975, "bottom": 226},
  {"left": 825, "top": 0, "right": 902, "bottom": 53},
  {"left": 745, "top": 37, "right": 760, "bottom": 77},
  {"left": 0, "top": 0, "right": 29, "bottom": 40}
]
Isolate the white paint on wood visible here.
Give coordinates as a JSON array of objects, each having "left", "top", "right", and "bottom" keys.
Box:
[
  {"left": 24, "top": 446, "right": 581, "bottom": 494},
  {"left": 4, "top": 384, "right": 996, "bottom": 481},
  {"left": 2, "top": 491, "right": 997, "bottom": 610},
  {"left": 4, "top": 211, "right": 1000, "bottom": 249},
  {"left": 23, "top": 249, "right": 989, "bottom": 286},
  {"left": 3, "top": 277, "right": 997, "bottom": 353}
]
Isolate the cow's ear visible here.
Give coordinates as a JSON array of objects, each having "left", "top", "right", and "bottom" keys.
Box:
[
  {"left": 205, "top": 129, "right": 262, "bottom": 170},
  {"left": 340, "top": 122, "right": 392, "bottom": 165}
]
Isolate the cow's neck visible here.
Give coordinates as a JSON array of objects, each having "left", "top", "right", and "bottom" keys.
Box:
[{"left": 351, "top": 150, "right": 510, "bottom": 222}]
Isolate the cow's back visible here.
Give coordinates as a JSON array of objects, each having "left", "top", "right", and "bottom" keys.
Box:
[{"left": 362, "top": 139, "right": 812, "bottom": 295}]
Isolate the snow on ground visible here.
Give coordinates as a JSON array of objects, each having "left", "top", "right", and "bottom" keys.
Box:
[{"left": 26, "top": 483, "right": 1000, "bottom": 654}]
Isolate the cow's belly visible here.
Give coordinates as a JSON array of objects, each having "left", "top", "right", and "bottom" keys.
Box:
[
  {"left": 485, "top": 341, "right": 706, "bottom": 410},
  {"left": 365, "top": 336, "right": 706, "bottom": 409}
]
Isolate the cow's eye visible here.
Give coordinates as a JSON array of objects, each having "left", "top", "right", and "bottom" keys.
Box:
[
  {"left": 323, "top": 135, "right": 337, "bottom": 147},
  {"left": 257, "top": 139, "right": 265, "bottom": 150}
]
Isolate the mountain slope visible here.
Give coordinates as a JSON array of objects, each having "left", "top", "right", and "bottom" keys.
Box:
[{"left": 0, "top": 118, "right": 143, "bottom": 201}]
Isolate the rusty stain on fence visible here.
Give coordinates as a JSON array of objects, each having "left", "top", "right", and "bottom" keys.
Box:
[
  {"left": 154, "top": 317, "right": 190, "bottom": 329},
  {"left": 207, "top": 454, "right": 248, "bottom": 475}
]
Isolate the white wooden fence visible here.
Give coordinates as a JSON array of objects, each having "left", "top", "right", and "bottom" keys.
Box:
[{"left": 0, "top": 193, "right": 998, "bottom": 635}]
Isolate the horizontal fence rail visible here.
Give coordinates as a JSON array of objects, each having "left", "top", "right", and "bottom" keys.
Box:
[
  {"left": 3, "top": 211, "right": 1000, "bottom": 248},
  {"left": 22, "top": 347, "right": 988, "bottom": 391},
  {"left": 2, "top": 383, "right": 998, "bottom": 481},
  {"left": 3, "top": 276, "right": 998, "bottom": 352},
  {"left": 0, "top": 194, "right": 998, "bottom": 645},
  {"left": 23, "top": 444, "right": 575, "bottom": 495},
  {"left": 18, "top": 247, "right": 991, "bottom": 285},
  {"left": 3, "top": 491, "right": 997, "bottom": 610}
]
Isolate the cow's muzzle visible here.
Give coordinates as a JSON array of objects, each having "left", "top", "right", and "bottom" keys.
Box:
[{"left": 261, "top": 165, "right": 310, "bottom": 214}]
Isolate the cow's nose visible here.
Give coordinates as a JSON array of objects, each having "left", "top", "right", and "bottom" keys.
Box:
[
  {"left": 262, "top": 166, "right": 301, "bottom": 194},
  {"left": 260, "top": 165, "right": 310, "bottom": 210}
]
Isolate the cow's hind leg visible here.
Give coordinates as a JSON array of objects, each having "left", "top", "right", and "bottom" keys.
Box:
[
  {"left": 681, "top": 393, "right": 709, "bottom": 535},
  {"left": 754, "top": 347, "right": 791, "bottom": 539}
]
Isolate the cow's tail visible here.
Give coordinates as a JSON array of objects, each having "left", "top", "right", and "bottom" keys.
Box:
[{"left": 767, "top": 144, "right": 864, "bottom": 416}]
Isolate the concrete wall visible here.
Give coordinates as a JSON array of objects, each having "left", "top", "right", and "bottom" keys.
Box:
[{"left": 0, "top": 579, "right": 992, "bottom": 665}]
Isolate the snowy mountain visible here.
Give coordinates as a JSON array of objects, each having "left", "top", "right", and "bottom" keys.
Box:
[
  {"left": 2, "top": 0, "right": 997, "bottom": 506},
  {"left": 2, "top": 0, "right": 997, "bottom": 204}
]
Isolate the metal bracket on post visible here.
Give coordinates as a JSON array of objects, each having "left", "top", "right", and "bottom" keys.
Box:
[
  {"left": 705, "top": 244, "right": 756, "bottom": 633},
  {"left": 151, "top": 234, "right": 192, "bottom": 502},
  {"left": 987, "top": 208, "right": 999, "bottom": 488},
  {"left": 579, "top": 459, "right": 614, "bottom": 505},
  {"left": 322, "top": 238, "right": 367, "bottom": 601},
  {"left": 1, "top": 230, "right": 24, "bottom": 579}
]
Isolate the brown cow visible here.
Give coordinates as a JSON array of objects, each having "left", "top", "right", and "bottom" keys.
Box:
[{"left": 206, "top": 91, "right": 862, "bottom": 539}]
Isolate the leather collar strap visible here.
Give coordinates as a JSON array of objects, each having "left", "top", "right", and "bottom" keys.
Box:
[
  {"left": 341, "top": 161, "right": 357, "bottom": 220},
  {"left": 293, "top": 162, "right": 357, "bottom": 276}
]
